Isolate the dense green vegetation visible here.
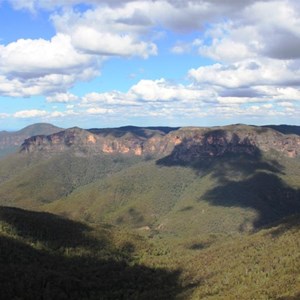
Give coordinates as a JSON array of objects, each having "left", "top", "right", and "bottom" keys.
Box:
[
  {"left": 155, "top": 215, "right": 300, "bottom": 299},
  {"left": 0, "top": 206, "right": 184, "bottom": 299},
  {"left": 0, "top": 152, "right": 142, "bottom": 208},
  {"left": 0, "top": 146, "right": 300, "bottom": 238},
  {"left": 1, "top": 125, "right": 300, "bottom": 298},
  {"left": 1, "top": 206, "right": 299, "bottom": 299},
  {"left": 40, "top": 152, "right": 300, "bottom": 237}
]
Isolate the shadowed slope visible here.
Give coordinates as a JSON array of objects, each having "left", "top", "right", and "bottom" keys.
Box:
[
  {"left": 0, "top": 206, "right": 93, "bottom": 249},
  {"left": 88, "top": 125, "right": 179, "bottom": 138},
  {"left": 203, "top": 172, "right": 300, "bottom": 229},
  {"left": 0, "top": 206, "right": 185, "bottom": 300},
  {"left": 264, "top": 125, "right": 300, "bottom": 136},
  {"left": 157, "top": 131, "right": 300, "bottom": 229}
]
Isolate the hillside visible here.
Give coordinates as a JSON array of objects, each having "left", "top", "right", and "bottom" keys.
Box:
[
  {"left": 0, "top": 206, "right": 183, "bottom": 299},
  {"left": 0, "top": 124, "right": 299, "bottom": 237},
  {"left": 154, "top": 214, "right": 300, "bottom": 299},
  {"left": 42, "top": 153, "right": 300, "bottom": 236},
  {"left": 1, "top": 206, "right": 299, "bottom": 299},
  {"left": 264, "top": 124, "right": 300, "bottom": 136},
  {"left": 0, "top": 123, "right": 63, "bottom": 158},
  {"left": 0, "top": 124, "right": 300, "bottom": 299}
]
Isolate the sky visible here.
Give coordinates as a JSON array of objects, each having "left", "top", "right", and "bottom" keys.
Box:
[{"left": 0, "top": 0, "right": 300, "bottom": 130}]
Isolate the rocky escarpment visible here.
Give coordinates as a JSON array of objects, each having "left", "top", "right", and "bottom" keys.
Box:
[
  {"left": 0, "top": 123, "right": 62, "bottom": 157},
  {"left": 20, "top": 125, "right": 300, "bottom": 159}
]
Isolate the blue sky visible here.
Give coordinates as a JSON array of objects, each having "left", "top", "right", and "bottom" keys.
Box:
[{"left": 0, "top": 0, "right": 300, "bottom": 130}]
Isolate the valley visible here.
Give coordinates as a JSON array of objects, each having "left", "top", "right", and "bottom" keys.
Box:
[{"left": 0, "top": 123, "right": 300, "bottom": 299}]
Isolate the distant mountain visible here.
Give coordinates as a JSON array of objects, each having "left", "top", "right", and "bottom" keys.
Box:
[
  {"left": 264, "top": 124, "right": 300, "bottom": 136},
  {"left": 1, "top": 124, "right": 300, "bottom": 299},
  {"left": 20, "top": 124, "right": 300, "bottom": 159},
  {"left": 0, "top": 124, "right": 299, "bottom": 236},
  {"left": 88, "top": 125, "right": 179, "bottom": 137},
  {"left": 0, "top": 123, "right": 63, "bottom": 158}
]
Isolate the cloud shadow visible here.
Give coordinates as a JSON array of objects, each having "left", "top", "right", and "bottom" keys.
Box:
[
  {"left": 0, "top": 206, "right": 187, "bottom": 300},
  {"left": 156, "top": 130, "right": 300, "bottom": 229}
]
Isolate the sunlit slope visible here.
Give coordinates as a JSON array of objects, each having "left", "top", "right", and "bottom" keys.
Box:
[
  {"left": 44, "top": 153, "right": 300, "bottom": 236},
  {"left": 0, "top": 124, "right": 300, "bottom": 238},
  {"left": 0, "top": 152, "right": 142, "bottom": 208},
  {"left": 148, "top": 214, "right": 300, "bottom": 300},
  {"left": 44, "top": 161, "right": 198, "bottom": 226}
]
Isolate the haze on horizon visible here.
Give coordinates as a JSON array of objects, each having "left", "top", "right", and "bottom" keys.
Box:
[{"left": 0, "top": 0, "right": 300, "bottom": 130}]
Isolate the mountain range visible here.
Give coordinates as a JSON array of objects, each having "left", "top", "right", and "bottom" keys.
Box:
[
  {"left": 0, "top": 123, "right": 300, "bottom": 299},
  {"left": 1, "top": 123, "right": 299, "bottom": 233}
]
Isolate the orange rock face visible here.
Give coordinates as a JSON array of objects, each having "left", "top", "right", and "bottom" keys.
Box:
[{"left": 20, "top": 125, "right": 300, "bottom": 159}]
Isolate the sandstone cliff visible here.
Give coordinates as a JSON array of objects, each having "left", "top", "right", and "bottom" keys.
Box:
[
  {"left": 0, "top": 123, "right": 62, "bottom": 157},
  {"left": 19, "top": 125, "right": 300, "bottom": 159}
]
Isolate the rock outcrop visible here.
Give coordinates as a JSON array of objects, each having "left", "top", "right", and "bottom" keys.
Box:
[
  {"left": 0, "top": 123, "right": 62, "bottom": 157},
  {"left": 20, "top": 125, "right": 300, "bottom": 159}
]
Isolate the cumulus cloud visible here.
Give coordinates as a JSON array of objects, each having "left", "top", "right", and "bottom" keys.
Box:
[
  {"left": 13, "top": 109, "right": 48, "bottom": 118},
  {"left": 0, "top": 34, "right": 96, "bottom": 78},
  {"left": 76, "top": 71, "right": 300, "bottom": 123},
  {"left": 10, "top": 108, "right": 78, "bottom": 120},
  {"left": 0, "top": 34, "right": 101, "bottom": 97},
  {"left": 187, "top": 56, "right": 300, "bottom": 118},
  {"left": 189, "top": 59, "right": 300, "bottom": 89},
  {"left": 3, "top": 0, "right": 300, "bottom": 124},
  {"left": 46, "top": 92, "right": 79, "bottom": 103},
  {"left": 70, "top": 27, "right": 157, "bottom": 58},
  {"left": 82, "top": 91, "right": 140, "bottom": 106},
  {"left": 128, "top": 79, "right": 214, "bottom": 102},
  {"left": 82, "top": 79, "right": 215, "bottom": 106},
  {"left": 192, "top": 1, "right": 300, "bottom": 63},
  {"left": 1, "top": 1, "right": 165, "bottom": 97},
  {"left": 51, "top": 5, "right": 158, "bottom": 58},
  {"left": 86, "top": 107, "right": 113, "bottom": 114}
]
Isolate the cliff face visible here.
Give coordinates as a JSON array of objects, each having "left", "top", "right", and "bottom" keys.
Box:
[
  {"left": 20, "top": 125, "right": 300, "bottom": 159},
  {"left": 0, "top": 123, "right": 62, "bottom": 157}
]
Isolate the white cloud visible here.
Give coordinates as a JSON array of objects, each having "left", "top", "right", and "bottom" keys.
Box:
[
  {"left": 0, "top": 113, "right": 9, "bottom": 119},
  {"left": 11, "top": 109, "right": 78, "bottom": 120},
  {"left": 71, "top": 26, "right": 157, "bottom": 58},
  {"left": 171, "top": 43, "right": 192, "bottom": 55},
  {"left": 82, "top": 79, "right": 216, "bottom": 107},
  {"left": 4, "top": 0, "right": 300, "bottom": 125},
  {"left": 0, "top": 34, "right": 96, "bottom": 77},
  {"left": 13, "top": 109, "right": 48, "bottom": 118},
  {"left": 46, "top": 92, "right": 79, "bottom": 103},
  {"left": 51, "top": 5, "right": 158, "bottom": 58},
  {"left": 128, "top": 79, "right": 214, "bottom": 102},
  {"left": 86, "top": 107, "right": 113, "bottom": 114},
  {"left": 0, "top": 34, "right": 102, "bottom": 97},
  {"left": 82, "top": 91, "right": 140, "bottom": 106},
  {"left": 49, "top": 111, "right": 65, "bottom": 117},
  {"left": 199, "top": 36, "right": 254, "bottom": 63},
  {"left": 195, "top": 1, "right": 300, "bottom": 62},
  {"left": 273, "top": 87, "right": 300, "bottom": 101},
  {"left": 278, "top": 101, "right": 295, "bottom": 107},
  {"left": 189, "top": 59, "right": 300, "bottom": 89},
  {"left": 76, "top": 71, "right": 300, "bottom": 122}
]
